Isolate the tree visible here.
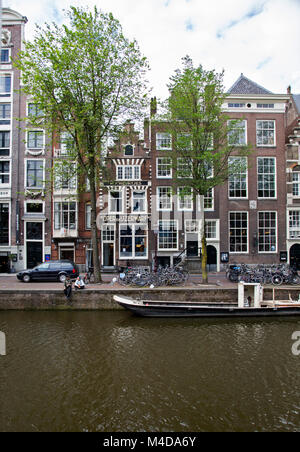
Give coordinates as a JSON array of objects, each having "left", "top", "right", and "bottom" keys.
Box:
[
  {"left": 160, "top": 56, "right": 251, "bottom": 284},
  {"left": 14, "top": 6, "right": 149, "bottom": 282}
]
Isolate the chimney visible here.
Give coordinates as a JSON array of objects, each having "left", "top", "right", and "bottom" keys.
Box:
[
  {"left": 150, "top": 97, "right": 157, "bottom": 117},
  {"left": 287, "top": 85, "right": 291, "bottom": 94}
]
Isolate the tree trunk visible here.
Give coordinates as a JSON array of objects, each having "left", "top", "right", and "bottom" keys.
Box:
[
  {"left": 199, "top": 195, "right": 208, "bottom": 284},
  {"left": 90, "top": 177, "right": 102, "bottom": 283}
]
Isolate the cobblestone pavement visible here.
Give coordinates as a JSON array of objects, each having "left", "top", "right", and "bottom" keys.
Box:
[{"left": 0, "top": 272, "right": 237, "bottom": 290}]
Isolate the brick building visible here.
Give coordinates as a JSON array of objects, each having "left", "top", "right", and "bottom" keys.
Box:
[
  {"left": 0, "top": 7, "right": 52, "bottom": 273},
  {"left": 285, "top": 89, "right": 300, "bottom": 267},
  {"left": 220, "top": 74, "right": 289, "bottom": 267}
]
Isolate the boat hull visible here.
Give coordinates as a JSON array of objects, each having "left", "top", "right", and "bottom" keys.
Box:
[{"left": 114, "top": 296, "right": 300, "bottom": 318}]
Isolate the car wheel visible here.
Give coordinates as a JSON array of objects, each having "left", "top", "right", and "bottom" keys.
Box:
[
  {"left": 59, "top": 273, "right": 67, "bottom": 283},
  {"left": 22, "top": 274, "right": 31, "bottom": 283}
]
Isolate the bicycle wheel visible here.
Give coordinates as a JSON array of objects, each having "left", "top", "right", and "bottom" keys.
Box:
[{"left": 272, "top": 274, "right": 283, "bottom": 286}]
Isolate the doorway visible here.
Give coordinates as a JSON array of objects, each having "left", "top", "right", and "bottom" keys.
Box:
[
  {"left": 0, "top": 255, "right": 9, "bottom": 273},
  {"left": 187, "top": 241, "right": 199, "bottom": 257},
  {"left": 207, "top": 245, "right": 217, "bottom": 271},
  {"left": 290, "top": 244, "right": 300, "bottom": 270},
  {"left": 27, "top": 242, "right": 43, "bottom": 269},
  {"left": 103, "top": 243, "right": 114, "bottom": 267}
]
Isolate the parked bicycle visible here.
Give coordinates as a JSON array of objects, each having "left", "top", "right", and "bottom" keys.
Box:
[
  {"left": 118, "top": 265, "right": 189, "bottom": 287},
  {"left": 225, "top": 263, "right": 300, "bottom": 286}
]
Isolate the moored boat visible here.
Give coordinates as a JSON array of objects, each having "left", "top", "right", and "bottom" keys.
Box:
[{"left": 113, "top": 283, "right": 300, "bottom": 318}]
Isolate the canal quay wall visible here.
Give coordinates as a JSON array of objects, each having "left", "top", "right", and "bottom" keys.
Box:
[{"left": 0, "top": 287, "right": 299, "bottom": 310}]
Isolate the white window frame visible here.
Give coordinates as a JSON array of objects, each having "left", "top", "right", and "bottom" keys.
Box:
[
  {"left": 177, "top": 187, "right": 193, "bottom": 211},
  {"left": 229, "top": 211, "right": 249, "bottom": 254},
  {"left": 258, "top": 211, "right": 277, "bottom": 254},
  {"left": 0, "top": 103, "right": 11, "bottom": 121},
  {"left": 156, "top": 133, "right": 172, "bottom": 150},
  {"left": 116, "top": 165, "right": 141, "bottom": 181},
  {"left": 0, "top": 48, "right": 11, "bottom": 64},
  {"left": 157, "top": 186, "right": 172, "bottom": 211},
  {"left": 0, "top": 74, "right": 12, "bottom": 96},
  {"left": 0, "top": 160, "right": 10, "bottom": 187},
  {"left": 131, "top": 190, "right": 147, "bottom": 213},
  {"left": 0, "top": 201, "right": 10, "bottom": 247},
  {"left": 177, "top": 158, "right": 193, "bottom": 179},
  {"left": 228, "top": 156, "right": 248, "bottom": 199},
  {"left": 292, "top": 171, "right": 300, "bottom": 198},
  {"left": 256, "top": 120, "right": 276, "bottom": 147},
  {"left": 25, "top": 159, "right": 45, "bottom": 190},
  {"left": 158, "top": 220, "right": 178, "bottom": 251},
  {"left": 54, "top": 160, "right": 77, "bottom": 191},
  {"left": 228, "top": 119, "right": 247, "bottom": 146},
  {"left": 24, "top": 200, "right": 45, "bottom": 215},
  {"left": 288, "top": 210, "right": 300, "bottom": 239},
  {"left": 257, "top": 157, "right": 277, "bottom": 199},
  {"left": 0, "top": 130, "right": 11, "bottom": 157},
  {"left": 119, "top": 223, "right": 148, "bottom": 259},
  {"left": 54, "top": 201, "right": 77, "bottom": 231},
  {"left": 26, "top": 129, "right": 45, "bottom": 150},
  {"left": 85, "top": 203, "right": 91, "bottom": 230},
  {"left": 156, "top": 157, "right": 172, "bottom": 178},
  {"left": 109, "top": 189, "right": 124, "bottom": 214}
]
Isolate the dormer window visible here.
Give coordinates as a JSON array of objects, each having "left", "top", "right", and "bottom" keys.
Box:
[{"left": 124, "top": 144, "right": 134, "bottom": 156}]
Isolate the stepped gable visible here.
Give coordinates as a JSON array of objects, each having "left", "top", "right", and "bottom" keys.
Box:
[{"left": 228, "top": 73, "right": 273, "bottom": 95}]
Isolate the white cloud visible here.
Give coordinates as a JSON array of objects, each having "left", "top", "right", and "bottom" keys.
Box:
[{"left": 4, "top": 0, "right": 300, "bottom": 99}]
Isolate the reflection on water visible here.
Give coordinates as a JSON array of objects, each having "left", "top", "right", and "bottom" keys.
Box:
[{"left": 0, "top": 311, "right": 299, "bottom": 432}]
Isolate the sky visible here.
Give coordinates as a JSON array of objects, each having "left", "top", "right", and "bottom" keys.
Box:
[{"left": 3, "top": 0, "right": 300, "bottom": 100}]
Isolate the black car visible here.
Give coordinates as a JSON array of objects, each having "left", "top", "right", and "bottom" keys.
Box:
[{"left": 17, "top": 260, "right": 79, "bottom": 283}]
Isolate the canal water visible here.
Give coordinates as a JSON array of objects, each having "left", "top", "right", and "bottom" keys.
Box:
[{"left": 0, "top": 311, "right": 299, "bottom": 432}]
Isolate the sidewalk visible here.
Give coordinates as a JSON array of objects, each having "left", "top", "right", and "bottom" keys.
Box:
[{"left": 0, "top": 272, "right": 237, "bottom": 291}]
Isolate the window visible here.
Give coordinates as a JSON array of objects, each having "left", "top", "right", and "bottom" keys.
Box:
[
  {"left": 102, "top": 225, "right": 115, "bottom": 241},
  {"left": 157, "top": 186, "right": 172, "bottom": 210},
  {"left": 158, "top": 220, "right": 178, "bottom": 250},
  {"left": 178, "top": 187, "right": 193, "bottom": 210},
  {"left": 228, "top": 120, "right": 246, "bottom": 145},
  {"left": 0, "top": 49, "right": 10, "bottom": 63},
  {"left": 109, "top": 191, "right": 123, "bottom": 213},
  {"left": 257, "top": 104, "right": 274, "bottom": 109},
  {"left": 60, "top": 132, "right": 74, "bottom": 155},
  {"left": 116, "top": 165, "right": 140, "bottom": 181},
  {"left": 229, "top": 212, "right": 248, "bottom": 253},
  {"left": 132, "top": 191, "right": 146, "bottom": 213},
  {"left": 228, "top": 103, "right": 245, "bottom": 108},
  {"left": 0, "top": 104, "right": 11, "bottom": 120},
  {"left": 257, "top": 157, "right": 276, "bottom": 198},
  {"left": 124, "top": 144, "right": 134, "bottom": 156},
  {"left": 0, "top": 75, "right": 11, "bottom": 94},
  {"left": 0, "top": 161, "right": 10, "bottom": 185},
  {"left": 157, "top": 157, "right": 172, "bottom": 178},
  {"left": 0, "top": 131, "right": 10, "bottom": 156},
  {"left": 25, "top": 202, "right": 43, "bottom": 214},
  {"left": 177, "top": 158, "right": 192, "bottom": 178},
  {"left": 228, "top": 157, "right": 247, "bottom": 198},
  {"left": 256, "top": 120, "right": 275, "bottom": 146},
  {"left": 185, "top": 220, "right": 199, "bottom": 233},
  {"left": 54, "top": 202, "right": 77, "bottom": 230},
  {"left": 120, "top": 224, "right": 147, "bottom": 258},
  {"left": 156, "top": 133, "right": 172, "bottom": 150},
  {"left": 292, "top": 172, "right": 300, "bottom": 197},
  {"left": 258, "top": 212, "right": 277, "bottom": 253},
  {"left": 206, "top": 220, "right": 217, "bottom": 239},
  {"left": 54, "top": 162, "right": 77, "bottom": 190},
  {"left": 26, "top": 160, "right": 44, "bottom": 188},
  {"left": 204, "top": 189, "right": 214, "bottom": 210},
  {"left": 28, "top": 103, "right": 43, "bottom": 118},
  {"left": 289, "top": 211, "right": 300, "bottom": 239},
  {"left": 27, "top": 131, "right": 44, "bottom": 149},
  {"left": 85, "top": 204, "right": 91, "bottom": 230},
  {"left": 0, "top": 203, "right": 9, "bottom": 245},
  {"left": 176, "top": 133, "right": 192, "bottom": 150}
]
